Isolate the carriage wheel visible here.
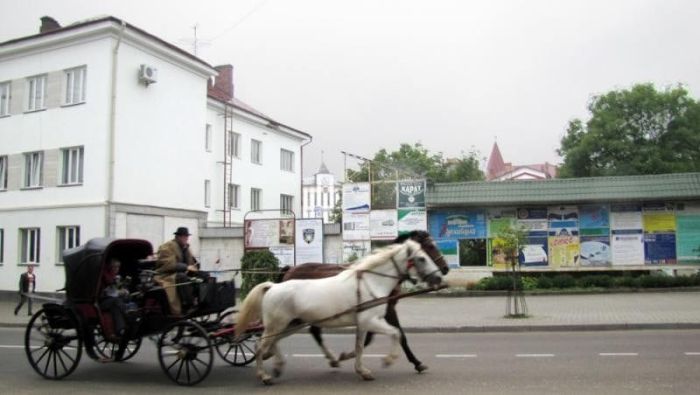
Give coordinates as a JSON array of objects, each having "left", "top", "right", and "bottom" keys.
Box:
[
  {"left": 93, "top": 326, "right": 142, "bottom": 362},
  {"left": 25, "top": 308, "right": 83, "bottom": 380},
  {"left": 215, "top": 331, "right": 257, "bottom": 366},
  {"left": 157, "top": 321, "right": 213, "bottom": 386}
]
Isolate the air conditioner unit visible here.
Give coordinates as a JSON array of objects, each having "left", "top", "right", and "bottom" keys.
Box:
[{"left": 139, "top": 64, "right": 158, "bottom": 85}]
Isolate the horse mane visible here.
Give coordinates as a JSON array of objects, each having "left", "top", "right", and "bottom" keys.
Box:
[{"left": 353, "top": 240, "right": 415, "bottom": 272}]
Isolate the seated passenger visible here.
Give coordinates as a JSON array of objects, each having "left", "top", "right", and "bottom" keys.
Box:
[
  {"left": 155, "top": 227, "right": 199, "bottom": 316},
  {"left": 100, "top": 258, "right": 128, "bottom": 341}
]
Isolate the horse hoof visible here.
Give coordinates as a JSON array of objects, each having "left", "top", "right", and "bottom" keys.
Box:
[
  {"left": 262, "top": 378, "right": 274, "bottom": 386},
  {"left": 415, "top": 363, "right": 428, "bottom": 373},
  {"left": 338, "top": 352, "right": 350, "bottom": 361},
  {"left": 382, "top": 356, "right": 395, "bottom": 368},
  {"left": 329, "top": 360, "right": 340, "bottom": 368},
  {"left": 360, "top": 373, "right": 375, "bottom": 381},
  {"left": 273, "top": 367, "right": 284, "bottom": 378}
]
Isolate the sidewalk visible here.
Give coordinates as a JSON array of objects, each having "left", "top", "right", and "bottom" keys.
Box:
[{"left": 3, "top": 290, "right": 700, "bottom": 332}]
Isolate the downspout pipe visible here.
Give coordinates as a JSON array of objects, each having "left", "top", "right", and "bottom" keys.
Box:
[{"left": 106, "top": 21, "right": 127, "bottom": 236}]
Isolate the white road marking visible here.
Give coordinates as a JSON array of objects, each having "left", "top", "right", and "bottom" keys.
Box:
[
  {"left": 684, "top": 352, "right": 700, "bottom": 356},
  {"left": 599, "top": 353, "right": 638, "bottom": 356},
  {"left": 516, "top": 354, "right": 555, "bottom": 358},
  {"left": 0, "top": 345, "right": 25, "bottom": 349},
  {"left": 291, "top": 353, "right": 384, "bottom": 358},
  {"left": 436, "top": 354, "right": 477, "bottom": 358}
]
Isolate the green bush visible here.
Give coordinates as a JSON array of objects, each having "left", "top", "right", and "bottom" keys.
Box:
[
  {"left": 551, "top": 274, "right": 576, "bottom": 288},
  {"left": 536, "top": 276, "right": 554, "bottom": 289},
  {"left": 614, "top": 275, "right": 640, "bottom": 288},
  {"left": 239, "top": 249, "right": 280, "bottom": 299},
  {"left": 578, "top": 274, "right": 613, "bottom": 288},
  {"left": 639, "top": 274, "right": 673, "bottom": 288},
  {"left": 475, "top": 275, "right": 516, "bottom": 291},
  {"left": 521, "top": 276, "right": 539, "bottom": 290}
]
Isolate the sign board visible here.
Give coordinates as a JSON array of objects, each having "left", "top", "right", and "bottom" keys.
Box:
[
  {"left": 342, "top": 182, "right": 371, "bottom": 213},
  {"left": 295, "top": 218, "right": 324, "bottom": 264},
  {"left": 397, "top": 180, "right": 426, "bottom": 208},
  {"left": 369, "top": 209, "right": 398, "bottom": 240}
]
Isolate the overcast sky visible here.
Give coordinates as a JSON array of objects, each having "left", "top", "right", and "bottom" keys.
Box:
[{"left": 3, "top": 0, "right": 700, "bottom": 179}]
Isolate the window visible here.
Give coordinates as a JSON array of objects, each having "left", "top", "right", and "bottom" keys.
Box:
[
  {"left": 205, "top": 124, "right": 212, "bottom": 152},
  {"left": 228, "top": 183, "right": 240, "bottom": 209},
  {"left": 251, "top": 188, "right": 262, "bottom": 211},
  {"left": 20, "top": 228, "right": 40, "bottom": 264},
  {"left": 251, "top": 139, "right": 262, "bottom": 164},
  {"left": 204, "top": 180, "right": 211, "bottom": 208},
  {"left": 57, "top": 226, "right": 80, "bottom": 262},
  {"left": 0, "top": 155, "right": 7, "bottom": 190},
  {"left": 64, "top": 66, "right": 86, "bottom": 105},
  {"left": 228, "top": 132, "right": 240, "bottom": 158},
  {"left": 24, "top": 151, "right": 43, "bottom": 188},
  {"left": 281, "top": 194, "right": 294, "bottom": 213},
  {"left": 61, "top": 146, "right": 84, "bottom": 185},
  {"left": 27, "top": 75, "right": 47, "bottom": 111},
  {"left": 0, "top": 81, "right": 10, "bottom": 116},
  {"left": 280, "top": 149, "right": 295, "bottom": 172},
  {"left": 0, "top": 228, "right": 4, "bottom": 264}
]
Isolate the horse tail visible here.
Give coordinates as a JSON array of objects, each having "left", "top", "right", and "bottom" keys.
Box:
[
  {"left": 235, "top": 281, "right": 273, "bottom": 337},
  {"left": 276, "top": 265, "right": 291, "bottom": 283}
]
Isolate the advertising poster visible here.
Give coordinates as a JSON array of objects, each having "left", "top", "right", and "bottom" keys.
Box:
[
  {"left": 397, "top": 208, "right": 427, "bottom": 235},
  {"left": 548, "top": 236, "right": 580, "bottom": 267},
  {"left": 295, "top": 218, "right": 324, "bottom": 264},
  {"left": 342, "top": 182, "right": 371, "bottom": 212},
  {"left": 436, "top": 239, "right": 460, "bottom": 269},
  {"left": 676, "top": 215, "right": 700, "bottom": 263},
  {"left": 643, "top": 212, "right": 677, "bottom": 233},
  {"left": 548, "top": 220, "right": 579, "bottom": 237},
  {"left": 268, "top": 245, "right": 295, "bottom": 267},
  {"left": 278, "top": 219, "right": 294, "bottom": 245},
  {"left": 610, "top": 204, "right": 643, "bottom": 230},
  {"left": 611, "top": 234, "right": 645, "bottom": 266},
  {"left": 342, "top": 212, "right": 370, "bottom": 240},
  {"left": 547, "top": 206, "right": 579, "bottom": 221},
  {"left": 397, "top": 180, "right": 426, "bottom": 208},
  {"left": 488, "top": 207, "right": 517, "bottom": 219},
  {"left": 580, "top": 235, "right": 612, "bottom": 266},
  {"left": 244, "top": 219, "right": 280, "bottom": 248},
  {"left": 644, "top": 233, "right": 677, "bottom": 264},
  {"left": 579, "top": 205, "right": 610, "bottom": 229},
  {"left": 429, "top": 210, "right": 487, "bottom": 239},
  {"left": 369, "top": 209, "right": 398, "bottom": 240},
  {"left": 342, "top": 240, "right": 371, "bottom": 262},
  {"left": 519, "top": 236, "right": 549, "bottom": 267}
]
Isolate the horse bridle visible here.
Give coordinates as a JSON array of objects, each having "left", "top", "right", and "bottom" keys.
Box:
[{"left": 357, "top": 243, "right": 439, "bottom": 289}]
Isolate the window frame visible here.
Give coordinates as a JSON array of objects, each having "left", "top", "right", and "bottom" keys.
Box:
[
  {"left": 228, "top": 132, "right": 241, "bottom": 158},
  {"left": 61, "top": 146, "right": 84, "bottom": 185},
  {"left": 57, "top": 226, "right": 80, "bottom": 263},
  {"left": 280, "top": 194, "right": 294, "bottom": 213},
  {"left": 251, "top": 188, "right": 262, "bottom": 211},
  {"left": 228, "top": 183, "right": 240, "bottom": 209},
  {"left": 280, "top": 149, "right": 295, "bottom": 172},
  {"left": 251, "top": 139, "right": 262, "bottom": 165},
  {"left": 204, "top": 179, "right": 211, "bottom": 208},
  {"left": 20, "top": 227, "right": 41, "bottom": 264},
  {"left": 24, "top": 151, "right": 43, "bottom": 188},
  {"left": 64, "top": 66, "right": 87, "bottom": 105},
  {"left": 0, "top": 228, "right": 4, "bottom": 264},
  {"left": 0, "top": 81, "right": 10, "bottom": 116},
  {"left": 0, "top": 155, "right": 8, "bottom": 190},
  {"left": 205, "top": 124, "right": 212, "bottom": 152},
  {"left": 27, "top": 74, "right": 47, "bottom": 112}
]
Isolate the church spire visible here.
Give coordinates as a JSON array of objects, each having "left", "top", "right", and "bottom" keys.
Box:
[{"left": 486, "top": 141, "right": 506, "bottom": 180}]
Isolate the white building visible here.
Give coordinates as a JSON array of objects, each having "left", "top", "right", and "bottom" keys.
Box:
[
  {"left": 0, "top": 16, "right": 310, "bottom": 292},
  {"left": 301, "top": 161, "right": 341, "bottom": 223}
]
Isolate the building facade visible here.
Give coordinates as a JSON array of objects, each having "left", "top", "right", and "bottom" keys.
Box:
[
  {"left": 0, "top": 17, "right": 309, "bottom": 292},
  {"left": 301, "top": 161, "right": 341, "bottom": 223}
]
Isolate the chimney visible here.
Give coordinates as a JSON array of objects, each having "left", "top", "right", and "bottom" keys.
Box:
[
  {"left": 207, "top": 65, "right": 234, "bottom": 102},
  {"left": 40, "top": 16, "right": 61, "bottom": 34}
]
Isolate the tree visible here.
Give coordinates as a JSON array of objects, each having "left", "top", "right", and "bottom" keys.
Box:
[{"left": 558, "top": 83, "right": 700, "bottom": 177}]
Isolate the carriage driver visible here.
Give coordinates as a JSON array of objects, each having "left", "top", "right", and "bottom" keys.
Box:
[{"left": 155, "top": 227, "right": 199, "bottom": 316}]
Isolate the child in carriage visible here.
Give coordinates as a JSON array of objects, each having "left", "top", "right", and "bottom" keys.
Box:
[{"left": 100, "top": 258, "right": 129, "bottom": 342}]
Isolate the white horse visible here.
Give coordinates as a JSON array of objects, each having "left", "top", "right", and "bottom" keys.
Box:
[{"left": 235, "top": 238, "right": 443, "bottom": 385}]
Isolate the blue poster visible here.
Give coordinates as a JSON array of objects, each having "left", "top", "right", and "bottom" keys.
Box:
[
  {"left": 519, "top": 236, "right": 549, "bottom": 267},
  {"left": 517, "top": 207, "right": 548, "bottom": 220},
  {"left": 580, "top": 235, "right": 611, "bottom": 266},
  {"left": 549, "top": 220, "right": 579, "bottom": 236},
  {"left": 429, "top": 210, "right": 487, "bottom": 239},
  {"left": 580, "top": 205, "right": 610, "bottom": 229},
  {"left": 644, "top": 233, "right": 677, "bottom": 264},
  {"left": 436, "top": 239, "right": 460, "bottom": 269}
]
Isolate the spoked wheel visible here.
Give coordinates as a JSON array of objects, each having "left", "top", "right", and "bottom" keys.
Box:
[
  {"left": 93, "top": 326, "right": 142, "bottom": 362},
  {"left": 215, "top": 330, "right": 257, "bottom": 366},
  {"left": 157, "top": 320, "right": 213, "bottom": 386},
  {"left": 25, "top": 308, "right": 83, "bottom": 380}
]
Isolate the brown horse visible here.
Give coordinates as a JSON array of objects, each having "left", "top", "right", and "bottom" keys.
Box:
[{"left": 278, "top": 230, "right": 449, "bottom": 372}]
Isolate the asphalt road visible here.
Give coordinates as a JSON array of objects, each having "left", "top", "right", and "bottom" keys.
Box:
[{"left": 1, "top": 328, "right": 699, "bottom": 394}]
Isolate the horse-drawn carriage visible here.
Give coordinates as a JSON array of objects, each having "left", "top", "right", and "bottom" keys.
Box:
[{"left": 24, "top": 237, "right": 260, "bottom": 386}]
